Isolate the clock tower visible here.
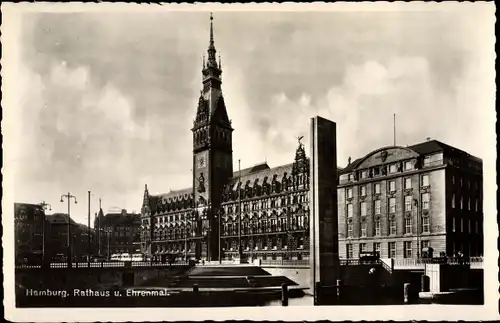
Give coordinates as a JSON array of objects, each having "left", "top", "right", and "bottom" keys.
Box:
[{"left": 192, "top": 13, "right": 233, "bottom": 261}]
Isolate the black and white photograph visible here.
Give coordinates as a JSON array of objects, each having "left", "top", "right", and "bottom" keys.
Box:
[{"left": 2, "top": 2, "right": 497, "bottom": 321}]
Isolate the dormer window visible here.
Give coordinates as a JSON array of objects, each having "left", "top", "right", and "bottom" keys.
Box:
[
  {"left": 423, "top": 156, "right": 431, "bottom": 167},
  {"left": 389, "top": 164, "right": 398, "bottom": 173},
  {"left": 404, "top": 160, "right": 413, "bottom": 171}
]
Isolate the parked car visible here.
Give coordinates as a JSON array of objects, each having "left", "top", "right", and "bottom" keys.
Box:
[
  {"left": 92, "top": 255, "right": 108, "bottom": 262},
  {"left": 110, "top": 254, "right": 121, "bottom": 261},
  {"left": 52, "top": 253, "right": 67, "bottom": 262},
  {"left": 120, "top": 253, "right": 132, "bottom": 262},
  {"left": 131, "top": 253, "right": 145, "bottom": 262}
]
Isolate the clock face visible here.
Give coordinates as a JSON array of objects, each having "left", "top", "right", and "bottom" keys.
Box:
[{"left": 197, "top": 153, "right": 207, "bottom": 169}]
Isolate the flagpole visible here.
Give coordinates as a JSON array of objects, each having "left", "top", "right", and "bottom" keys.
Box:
[{"left": 393, "top": 113, "right": 396, "bottom": 146}]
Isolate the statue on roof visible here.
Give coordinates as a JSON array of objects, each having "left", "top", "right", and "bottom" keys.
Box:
[{"left": 297, "top": 135, "right": 304, "bottom": 147}]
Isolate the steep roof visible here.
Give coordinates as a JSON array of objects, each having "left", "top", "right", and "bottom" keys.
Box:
[
  {"left": 229, "top": 162, "right": 294, "bottom": 189},
  {"left": 233, "top": 162, "right": 271, "bottom": 178},
  {"left": 157, "top": 187, "right": 193, "bottom": 200}
]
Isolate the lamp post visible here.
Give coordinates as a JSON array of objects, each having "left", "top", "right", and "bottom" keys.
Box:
[
  {"left": 218, "top": 209, "right": 222, "bottom": 264},
  {"left": 414, "top": 198, "right": 420, "bottom": 259},
  {"left": 238, "top": 159, "right": 242, "bottom": 261},
  {"left": 214, "top": 213, "right": 220, "bottom": 264},
  {"left": 87, "top": 191, "right": 92, "bottom": 267},
  {"left": 105, "top": 227, "right": 111, "bottom": 260},
  {"left": 202, "top": 226, "right": 210, "bottom": 261},
  {"left": 287, "top": 206, "right": 291, "bottom": 261},
  {"left": 39, "top": 201, "right": 52, "bottom": 265},
  {"left": 60, "top": 193, "right": 77, "bottom": 268},
  {"left": 250, "top": 221, "right": 254, "bottom": 262},
  {"left": 184, "top": 217, "right": 192, "bottom": 263}
]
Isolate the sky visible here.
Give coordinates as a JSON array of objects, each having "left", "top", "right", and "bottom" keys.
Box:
[{"left": 5, "top": 4, "right": 496, "bottom": 225}]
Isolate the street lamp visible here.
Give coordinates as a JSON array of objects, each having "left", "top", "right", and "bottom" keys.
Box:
[
  {"left": 201, "top": 215, "right": 211, "bottom": 261},
  {"left": 39, "top": 201, "right": 52, "bottom": 265},
  {"left": 61, "top": 193, "right": 77, "bottom": 268},
  {"left": 184, "top": 215, "right": 192, "bottom": 263},
  {"left": 87, "top": 191, "right": 92, "bottom": 268},
  {"left": 103, "top": 227, "right": 112, "bottom": 260},
  {"left": 238, "top": 159, "right": 243, "bottom": 262},
  {"left": 286, "top": 206, "right": 291, "bottom": 262},
  {"left": 218, "top": 209, "right": 223, "bottom": 264},
  {"left": 414, "top": 198, "right": 420, "bottom": 259}
]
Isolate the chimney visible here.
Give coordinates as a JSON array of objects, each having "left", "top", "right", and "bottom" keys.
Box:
[
  {"left": 122, "top": 209, "right": 127, "bottom": 215},
  {"left": 348, "top": 156, "right": 352, "bottom": 165},
  {"left": 426, "top": 137, "right": 431, "bottom": 141}
]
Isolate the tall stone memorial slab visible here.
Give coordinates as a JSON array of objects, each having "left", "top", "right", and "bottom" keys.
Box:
[{"left": 309, "top": 116, "right": 340, "bottom": 305}]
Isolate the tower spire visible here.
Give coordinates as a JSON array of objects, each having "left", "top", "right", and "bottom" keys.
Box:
[
  {"left": 209, "top": 12, "right": 214, "bottom": 48},
  {"left": 207, "top": 12, "right": 217, "bottom": 66}
]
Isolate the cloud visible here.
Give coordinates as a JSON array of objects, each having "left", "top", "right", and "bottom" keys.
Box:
[
  {"left": 253, "top": 53, "right": 488, "bottom": 168},
  {"left": 14, "top": 60, "right": 153, "bottom": 219}
]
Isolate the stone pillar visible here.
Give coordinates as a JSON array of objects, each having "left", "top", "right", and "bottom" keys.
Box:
[
  {"left": 309, "top": 116, "right": 340, "bottom": 305},
  {"left": 404, "top": 283, "right": 410, "bottom": 303},
  {"left": 281, "top": 283, "right": 289, "bottom": 306}
]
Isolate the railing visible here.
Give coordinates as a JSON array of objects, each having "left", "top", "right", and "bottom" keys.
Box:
[
  {"left": 393, "top": 257, "right": 483, "bottom": 269},
  {"left": 340, "top": 259, "right": 380, "bottom": 266},
  {"left": 259, "top": 259, "right": 309, "bottom": 267},
  {"left": 16, "top": 261, "right": 190, "bottom": 269},
  {"left": 379, "top": 259, "right": 393, "bottom": 273}
]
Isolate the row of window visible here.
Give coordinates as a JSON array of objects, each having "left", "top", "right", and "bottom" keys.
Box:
[
  {"left": 451, "top": 194, "right": 480, "bottom": 212},
  {"left": 222, "top": 216, "right": 307, "bottom": 235},
  {"left": 112, "top": 230, "right": 138, "bottom": 237},
  {"left": 346, "top": 156, "right": 440, "bottom": 183},
  {"left": 451, "top": 218, "right": 481, "bottom": 234},
  {"left": 225, "top": 193, "right": 308, "bottom": 213},
  {"left": 346, "top": 193, "right": 430, "bottom": 217},
  {"left": 451, "top": 174, "right": 481, "bottom": 190},
  {"left": 346, "top": 240, "right": 429, "bottom": 259},
  {"left": 151, "top": 214, "right": 190, "bottom": 224},
  {"left": 347, "top": 217, "right": 430, "bottom": 238},
  {"left": 222, "top": 235, "right": 305, "bottom": 250},
  {"left": 346, "top": 174, "right": 430, "bottom": 199}
]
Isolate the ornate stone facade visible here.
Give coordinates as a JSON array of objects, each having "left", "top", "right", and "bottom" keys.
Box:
[{"left": 139, "top": 15, "right": 313, "bottom": 261}]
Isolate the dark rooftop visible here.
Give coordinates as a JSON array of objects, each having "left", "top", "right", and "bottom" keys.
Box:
[{"left": 340, "top": 139, "right": 481, "bottom": 174}]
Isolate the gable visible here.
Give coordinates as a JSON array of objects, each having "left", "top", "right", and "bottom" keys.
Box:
[{"left": 355, "top": 146, "right": 420, "bottom": 170}]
